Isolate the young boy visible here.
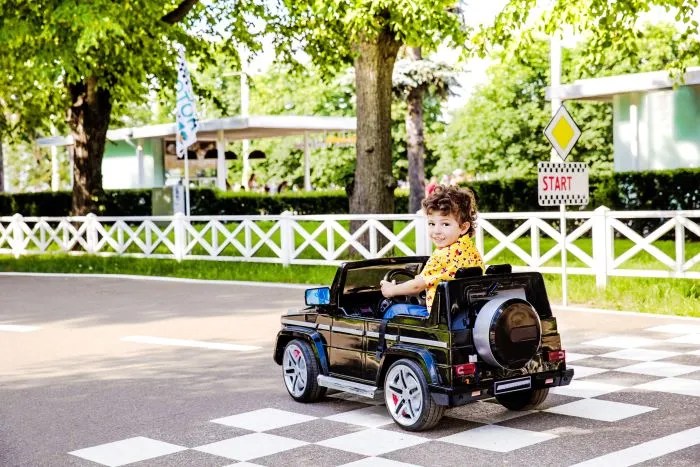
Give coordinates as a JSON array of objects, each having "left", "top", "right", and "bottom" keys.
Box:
[{"left": 380, "top": 184, "right": 483, "bottom": 313}]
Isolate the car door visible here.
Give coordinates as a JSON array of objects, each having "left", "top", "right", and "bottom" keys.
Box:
[{"left": 329, "top": 312, "right": 366, "bottom": 380}]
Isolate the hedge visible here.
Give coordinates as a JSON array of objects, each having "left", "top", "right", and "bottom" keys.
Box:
[{"left": 1, "top": 168, "right": 698, "bottom": 217}]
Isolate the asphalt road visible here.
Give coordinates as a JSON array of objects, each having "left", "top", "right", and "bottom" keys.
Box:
[{"left": 1, "top": 274, "right": 699, "bottom": 467}]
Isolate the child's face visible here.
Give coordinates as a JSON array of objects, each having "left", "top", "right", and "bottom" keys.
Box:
[{"left": 426, "top": 211, "right": 470, "bottom": 249}]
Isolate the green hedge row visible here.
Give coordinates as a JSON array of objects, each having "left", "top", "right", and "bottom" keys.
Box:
[{"left": 1, "top": 168, "right": 698, "bottom": 217}]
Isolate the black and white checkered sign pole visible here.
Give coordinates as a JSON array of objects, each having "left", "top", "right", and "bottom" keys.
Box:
[{"left": 537, "top": 160, "right": 589, "bottom": 308}]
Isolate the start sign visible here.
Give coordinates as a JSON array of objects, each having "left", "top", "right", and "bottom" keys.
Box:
[{"left": 537, "top": 162, "right": 589, "bottom": 206}]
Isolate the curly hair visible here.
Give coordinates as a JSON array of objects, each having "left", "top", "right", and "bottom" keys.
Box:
[{"left": 421, "top": 184, "right": 478, "bottom": 237}]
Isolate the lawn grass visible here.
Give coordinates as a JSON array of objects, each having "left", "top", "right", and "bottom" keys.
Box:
[{"left": 0, "top": 254, "right": 697, "bottom": 317}]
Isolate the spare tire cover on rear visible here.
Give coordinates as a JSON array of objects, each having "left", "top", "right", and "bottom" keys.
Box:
[{"left": 473, "top": 297, "right": 542, "bottom": 369}]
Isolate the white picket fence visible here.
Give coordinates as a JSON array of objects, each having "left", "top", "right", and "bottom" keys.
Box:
[{"left": 1, "top": 207, "right": 698, "bottom": 289}]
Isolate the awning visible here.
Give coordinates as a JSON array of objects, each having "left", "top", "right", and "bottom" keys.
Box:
[
  {"left": 546, "top": 67, "right": 700, "bottom": 102},
  {"left": 36, "top": 115, "right": 357, "bottom": 147}
]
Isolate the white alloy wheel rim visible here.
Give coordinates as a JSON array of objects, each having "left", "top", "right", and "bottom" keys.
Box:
[
  {"left": 283, "top": 343, "right": 308, "bottom": 397},
  {"left": 385, "top": 364, "right": 423, "bottom": 426}
]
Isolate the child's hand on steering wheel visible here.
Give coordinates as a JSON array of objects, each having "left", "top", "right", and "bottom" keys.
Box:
[{"left": 380, "top": 279, "right": 397, "bottom": 297}]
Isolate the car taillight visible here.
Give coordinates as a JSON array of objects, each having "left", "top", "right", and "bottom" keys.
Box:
[
  {"left": 454, "top": 362, "right": 476, "bottom": 376},
  {"left": 546, "top": 350, "right": 566, "bottom": 362}
]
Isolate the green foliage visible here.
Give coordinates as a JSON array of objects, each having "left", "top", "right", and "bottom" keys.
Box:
[
  {"left": 434, "top": 40, "right": 553, "bottom": 178},
  {"left": 482, "top": 0, "right": 699, "bottom": 76},
  {"left": 2, "top": 142, "right": 71, "bottom": 192},
  {"left": 0, "top": 254, "right": 338, "bottom": 285},
  {"left": 0, "top": 254, "right": 697, "bottom": 316},
  {"left": 435, "top": 23, "right": 699, "bottom": 180},
  {"left": 268, "top": 0, "right": 467, "bottom": 74},
  {"left": 2, "top": 168, "right": 697, "bottom": 217}
]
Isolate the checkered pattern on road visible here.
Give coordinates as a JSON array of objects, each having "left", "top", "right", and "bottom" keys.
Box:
[{"left": 69, "top": 324, "right": 700, "bottom": 466}]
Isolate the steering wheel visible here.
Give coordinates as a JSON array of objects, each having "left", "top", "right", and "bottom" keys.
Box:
[{"left": 378, "top": 268, "right": 426, "bottom": 314}]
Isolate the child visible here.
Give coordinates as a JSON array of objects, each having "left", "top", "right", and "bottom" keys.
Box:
[{"left": 380, "top": 184, "right": 483, "bottom": 314}]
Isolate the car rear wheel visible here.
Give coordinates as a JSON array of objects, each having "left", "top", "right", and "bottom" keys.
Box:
[
  {"left": 384, "top": 359, "right": 445, "bottom": 431},
  {"left": 495, "top": 388, "right": 549, "bottom": 410},
  {"left": 282, "top": 339, "right": 326, "bottom": 402}
]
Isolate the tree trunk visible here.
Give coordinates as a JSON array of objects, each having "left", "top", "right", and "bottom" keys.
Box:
[
  {"left": 67, "top": 77, "right": 112, "bottom": 215},
  {"left": 350, "top": 31, "right": 401, "bottom": 215},
  {"left": 0, "top": 139, "right": 4, "bottom": 192},
  {"left": 405, "top": 47, "right": 426, "bottom": 213}
]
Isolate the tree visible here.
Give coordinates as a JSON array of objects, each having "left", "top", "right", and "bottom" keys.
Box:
[
  {"left": 0, "top": 0, "right": 255, "bottom": 214},
  {"left": 480, "top": 1, "right": 699, "bottom": 76},
  {"left": 435, "top": 23, "right": 699, "bottom": 180},
  {"left": 266, "top": 1, "right": 466, "bottom": 214},
  {"left": 392, "top": 49, "right": 457, "bottom": 212}
]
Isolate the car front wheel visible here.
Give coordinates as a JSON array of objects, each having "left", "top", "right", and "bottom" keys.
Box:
[
  {"left": 495, "top": 388, "right": 549, "bottom": 410},
  {"left": 282, "top": 339, "right": 326, "bottom": 402},
  {"left": 384, "top": 359, "right": 445, "bottom": 431}
]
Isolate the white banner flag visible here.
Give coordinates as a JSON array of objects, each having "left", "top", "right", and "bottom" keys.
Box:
[{"left": 175, "top": 46, "right": 198, "bottom": 159}]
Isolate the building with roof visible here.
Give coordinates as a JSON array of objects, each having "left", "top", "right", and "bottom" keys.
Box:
[
  {"left": 547, "top": 67, "right": 700, "bottom": 172},
  {"left": 36, "top": 115, "right": 357, "bottom": 191}
]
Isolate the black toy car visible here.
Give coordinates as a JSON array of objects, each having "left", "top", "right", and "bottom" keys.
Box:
[{"left": 273, "top": 257, "right": 574, "bottom": 431}]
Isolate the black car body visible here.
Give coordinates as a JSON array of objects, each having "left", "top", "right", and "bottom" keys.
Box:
[{"left": 273, "top": 257, "right": 574, "bottom": 431}]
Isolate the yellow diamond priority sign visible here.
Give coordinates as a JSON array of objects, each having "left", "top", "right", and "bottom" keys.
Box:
[{"left": 544, "top": 105, "right": 581, "bottom": 161}]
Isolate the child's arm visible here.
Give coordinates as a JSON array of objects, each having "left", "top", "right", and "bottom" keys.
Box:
[{"left": 380, "top": 276, "right": 427, "bottom": 298}]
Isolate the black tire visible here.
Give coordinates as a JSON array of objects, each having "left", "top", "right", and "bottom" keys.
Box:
[
  {"left": 384, "top": 359, "right": 445, "bottom": 431},
  {"left": 495, "top": 388, "right": 549, "bottom": 411},
  {"left": 282, "top": 339, "right": 326, "bottom": 402}
]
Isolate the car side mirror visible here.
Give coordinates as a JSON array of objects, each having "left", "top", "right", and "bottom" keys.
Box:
[{"left": 305, "top": 287, "right": 331, "bottom": 306}]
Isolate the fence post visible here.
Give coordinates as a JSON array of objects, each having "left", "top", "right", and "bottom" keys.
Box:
[
  {"left": 86, "top": 213, "right": 98, "bottom": 254},
  {"left": 414, "top": 214, "right": 429, "bottom": 256},
  {"left": 531, "top": 222, "right": 540, "bottom": 267},
  {"left": 280, "top": 212, "right": 293, "bottom": 266},
  {"left": 11, "top": 213, "right": 25, "bottom": 259},
  {"left": 369, "top": 220, "right": 377, "bottom": 257},
  {"left": 591, "top": 206, "right": 610, "bottom": 288},
  {"left": 475, "top": 220, "right": 484, "bottom": 259},
  {"left": 173, "top": 212, "right": 186, "bottom": 261},
  {"left": 675, "top": 214, "right": 685, "bottom": 276}
]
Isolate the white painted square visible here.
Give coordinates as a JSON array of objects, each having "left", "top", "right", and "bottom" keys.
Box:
[
  {"left": 211, "top": 408, "right": 317, "bottom": 431},
  {"left": 69, "top": 437, "right": 186, "bottom": 466},
  {"left": 339, "top": 457, "right": 421, "bottom": 467},
  {"left": 317, "top": 428, "right": 427, "bottom": 456},
  {"left": 568, "top": 365, "right": 609, "bottom": 378},
  {"left": 616, "top": 361, "right": 700, "bottom": 378},
  {"left": 689, "top": 350, "right": 700, "bottom": 356},
  {"left": 600, "top": 348, "right": 681, "bottom": 361},
  {"left": 550, "top": 380, "right": 624, "bottom": 398},
  {"left": 324, "top": 405, "right": 394, "bottom": 428},
  {"left": 194, "top": 433, "right": 307, "bottom": 461},
  {"left": 440, "top": 425, "right": 557, "bottom": 452},
  {"left": 646, "top": 324, "right": 700, "bottom": 334},
  {"left": 0, "top": 324, "right": 39, "bottom": 332},
  {"left": 565, "top": 352, "right": 594, "bottom": 362},
  {"left": 667, "top": 334, "right": 700, "bottom": 345},
  {"left": 582, "top": 336, "right": 661, "bottom": 349},
  {"left": 635, "top": 377, "right": 700, "bottom": 397},
  {"left": 545, "top": 399, "right": 655, "bottom": 422}
]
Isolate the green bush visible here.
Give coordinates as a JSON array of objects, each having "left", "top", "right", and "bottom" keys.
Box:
[{"left": 1, "top": 168, "right": 697, "bottom": 217}]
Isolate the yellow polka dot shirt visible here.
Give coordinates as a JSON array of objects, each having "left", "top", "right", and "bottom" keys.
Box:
[{"left": 418, "top": 235, "right": 483, "bottom": 309}]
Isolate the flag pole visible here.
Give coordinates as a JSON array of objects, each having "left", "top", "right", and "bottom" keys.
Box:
[
  {"left": 175, "top": 45, "right": 198, "bottom": 217},
  {"left": 183, "top": 148, "right": 191, "bottom": 216}
]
